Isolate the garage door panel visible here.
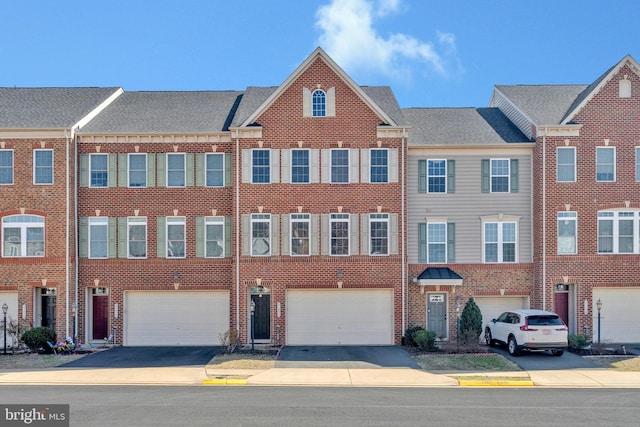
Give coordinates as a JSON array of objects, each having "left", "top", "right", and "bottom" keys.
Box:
[
  {"left": 475, "top": 296, "right": 529, "bottom": 329},
  {"left": 287, "top": 289, "right": 393, "bottom": 345},
  {"left": 125, "top": 291, "right": 229, "bottom": 346},
  {"left": 0, "top": 292, "right": 19, "bottom": 347},
  {"left": 593, "top": 288, "right": 640, "bottom": 342}
]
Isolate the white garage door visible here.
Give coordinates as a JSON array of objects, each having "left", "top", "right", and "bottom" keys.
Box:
[
  {"left": 286, "top": 289, "right": 394, "bottom": 345},
  {"left": 0, "top": 292, "right": 19, "bottom": 347},
  {"left": 592, "top": 288, "right": 640, "bottom": 342},
  {"left": 475, "top": 296, "right": 529, "bottom": 330},
  {"left": 125, "top": 291, "right": 229, "bottom": 346}
]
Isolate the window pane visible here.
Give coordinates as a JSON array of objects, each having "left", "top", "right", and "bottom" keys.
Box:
[
  {"left": 167, "top": 154, "right": 185, "bottom": 187},
  {"left": 491, "top": 159, "right": 509, "bottom": 192},
  {"left": 129, "top": 222, "right": 146, "bottom": 258},
  {"left": 291, "top": 150, "right": 309, "bottom": 183},
  {"left": 331, "top": 150, "right": 349, "bottom": 183},
  {"left": 90, "top": 154, "right": 108, "bottom": 187},
  {"left": 557, "top": 148, "right": 575, "bottom": 182},
  {"left": 206, "top": 223, "right": 224, "bottom": 257},
  {"left": 557, "top": 214, "right": 577, "bottom": 255},
  {"left": 3, "top": 228, "right": 20, "bottom": 256},
  {"left": 427, "top": 223, "right": 445, "bottom": 262},
  {"left": 370, "top": 215, "right": 388, "bottom": 255},
  {"left": 89, "top": 223, "right": 107, "bottom": 258},
  {"left": 129, "top": 154, "right": 146, "bottom": 187},
  {"left": 596, "top": 148, "right": 614, "bottom": 181},
  {"left": 312, "top": 90, "right": 326, "bottom": 117},
  {"left": 34, "top": 150, "right": 53, "bottom": 184},
  {"left": 331, "top": 215, "right": 349, "bottom": 255},
  {"left": 598, "top": 219, "right": 613, "bottom": 253},
  {"left": 0, "top": 151, "right": 14, "bottom": 185},
  {"left": 485, "top": 243, "right": 498, "bottom": 262},
  {"left": 291, "top": 216, "right": 310, "bottom": 255},
  {"left": 206, "top": 154, "right": 224, "bottom": 187},
  {"left": 370, "top": 150, "right": 388, "bottom": 183},
  {"left": 167, "top": 223, "right": 185, "bottom": 257},
  {"left": 428, "top": 160, "right": 446, "bottom": 193},
  {"left": 252, "top": 150, "right": 270, "bottom": 183},
  {"left": 251, "top": 216, "right": 270, "bottom": 256},
  {"left": 619, "top": 219, "right": 634, "bottom": 253}
]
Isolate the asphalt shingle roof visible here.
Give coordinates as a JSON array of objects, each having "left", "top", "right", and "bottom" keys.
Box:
[
  {"left": 80, "top": 91, "right": 243, "bottom": 133},
  {"left": 494, "top": 85, "right": 587, "bottom": 125},
  {"left": 402, "top": 107, "right": 530, "bottom": 146},
  {"left": 361, "top": 86, "right": 405, "bottom": 126},
  {"left": 0, "top": 87, "right": 121, "bottom": 129}
]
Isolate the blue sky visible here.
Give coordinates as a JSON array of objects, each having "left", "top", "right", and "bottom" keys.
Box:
[{"left": 1, "top": 0, "right": 639, "bottom": 108}]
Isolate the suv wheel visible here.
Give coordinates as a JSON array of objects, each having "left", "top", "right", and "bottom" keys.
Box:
[
  {"left": 551, "top": 349, "right": 564, "bottom": 357},
  {"left": 485, "top": 329, "right": 495, "bottom": 347},
  {"left": 507, "top": 336, "right": 520, "bottom": 356}
]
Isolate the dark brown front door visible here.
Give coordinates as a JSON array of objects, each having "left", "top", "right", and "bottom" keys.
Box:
[
  {"left": 251, "top": 294, "right": 270, "bottom": 340},
  {"left": 92, "top": 295, "right": 109, "bottom": 340},
  {"left": 554, "top": 292, "right": 569, "bottom": 328},
  {"left": 42, "top": 295, "right": 56, "bottom": 332}
]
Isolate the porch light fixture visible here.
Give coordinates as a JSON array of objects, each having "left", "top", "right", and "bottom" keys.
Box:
[
  {"left": 596, "top": 299, "right": 603, "bottom": 344},
  {"left": 250, "top": 300, "right": 256, "bottom": 351}
]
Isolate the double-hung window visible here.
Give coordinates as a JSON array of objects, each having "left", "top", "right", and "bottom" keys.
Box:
[
  {"left": 596, "top": 147, "right": 615, "bottom": 182},
  {"left": 0, "top": 150, "right": 13, "bottom": 185},
  {"left": 290, "top": 214, "right": 310, "bottom": 256},
  {"left": 167, "top": 153, "right": 186, "bottom": 187},
  {"left": 251, "top": 214, "right": 271, "bottom": 256},
  {"left": 128, "top": 217, "right": 147, "bottom": 258},
  {"left": 90, "top": 153, "right": 108, "bottom": 187},
  {"left": 166, "top": 217, "right": 186, "bottom": 258},
  {"left": 428, "top": 160, "right": 446, "bottom": 193},
  {"left": 2, "top": 215, "right": 44, "bottom": 257},
  {"left": 291, "top": 149, "right": 309, "bottom": 183},
  {"left": 206, "top": 153, "right": 224, "bottom": 187},
  {"left": 205, "top": 216, "right": 224, "bottom": 258},
  {"left": 490, "top": 159, "right": 510, "bottom": 192},
  {"left": 484, "top": 221, "right": 517, "bottom": 263},
  {"left": 557, "top": 212, "right": 577, "bottom": 255},
  {"left": 312, "top": 89, "right": 326, "bottom": 117},
  {"left": 369, "top": 213, "right": 389, "bottom": 255},
  {"left": 34, "top": 149, "right": 53, "bottom": 184},
  {"left": 252, "top": 150, "right": 270, "bottom": 183},
  {"left": 427, "top": 223, "right": 447, "bottom": 263},
  {"left": 89, "top": 217, "right": 108, "bottom": 259},
  {"left": 597, "top": 211, "right": 640, "bottom": 254},
  {"left": 370, "top": 149, "right": 388, "bottom": 183},
  {"left": 557, "top": 147, "right": 576, "bottom": 182},
  {"left": 330, "top": 213, "right": 349, "bottom": 256},
  {"left": 331, "top": 149, "right": 349, "bottom": 183},
  {"left": 128, "top": 154, "right": 147, "bottom": 187}
]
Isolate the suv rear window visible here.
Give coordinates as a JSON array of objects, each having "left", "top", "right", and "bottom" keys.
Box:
[{"left": 526, "top": 315, "right": 563, "bottom": 326}]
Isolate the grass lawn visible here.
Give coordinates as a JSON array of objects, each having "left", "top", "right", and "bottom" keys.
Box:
[
  {"left": 412, "top": 353, "right": 521, "bottom": 371},
  {"left": 0, "top": 353, "right": 86, "bottom": 369},
  {"left": 207, "top": 352, "right": 277, "bottom": 370},
  {"left": 586, "top": 356, "right": 640, "bottom": 371}
]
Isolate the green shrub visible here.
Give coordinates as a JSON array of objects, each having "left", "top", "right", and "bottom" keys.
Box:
[
  {"left": 404, "top": 326, "right": 426, "bottom": 347},
  {"left": 460, "top": 297, "right": 483, "bottom": 344},
  {"left": 413, "top": 329, "right": 437, "bottom": 351},
  {"left": 568, "top": 334, "right": 591, "bottom": 349},
  {"left": 21, "top": 327, "right": 56, "bottom": 353}
]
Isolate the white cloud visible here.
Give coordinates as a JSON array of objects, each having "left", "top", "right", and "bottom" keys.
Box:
[{"left": 315, "top": 0, "right": 459, "bottom": 81}]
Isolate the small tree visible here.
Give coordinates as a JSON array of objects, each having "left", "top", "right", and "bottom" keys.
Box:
[{"left": 459, "top": 297, "right": 483, "bottom": 344}]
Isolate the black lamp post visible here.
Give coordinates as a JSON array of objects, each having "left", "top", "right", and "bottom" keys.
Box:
[
  {"left": 2, "top": 302, "right": 8, "bottom": 355},
  {"left": 596, "top": 298, "right": 603, "bottom": 344},
  {"left": 250, "top": 299, "right": 255, "bottom": 351}
]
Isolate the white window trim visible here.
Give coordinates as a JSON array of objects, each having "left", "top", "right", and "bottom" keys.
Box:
[
  {"left": 251, "top": 214, "right": 271, "bottom": 257},
  {"left": 251, "top": 149, "right": 271, "bottom": 184},
  {"left": 481, "top": 215, "right": 519, "bottom": 263},
  {"left": 369, "top": 149, "right": 389, "bottom": 184},
  {"left": 426, "top": 220, "right": 447, "bottom": 263},
  {"left": 312, "top": 89, "right": 326, "bottom": 117},
  {"left": 89, "top": 153, "right": 109, "bottom": 188},
  {"left": 205, "top": 216, "right": 225, "bottom": 258},
  {"left": 557, "top": 211, "right": 577, "bottom": 255},
  {"left": 427, "top": 159, "right": 447, "bottom": 193},
  {"left": 330, "top": 213, "right": 350, "bottom": 256},
  {"left": 166, "top": 217, "right": 186, "bottom": 258},
  {"left": 635, "top": 147, "right": 640, "bottom": 182},
  {"left": 369, "top": 213, "right": 389, "bottom": 256},
  {"left": 127, "top": 217, "right": 147, "bottom": 259},
  {"left": 290, "top": 149, "right": 310, "bottom": 184},
  {"left": 290, "top": 213, "right": 310, "bottom": 256},
  {"left": 331, "top": 148, "right": 350, "bottom": 184},
  {"left": 128, "top": 153, "right": 147, "bottom": 188},
  {"left": 205, "top": 153, "right": 225, "bottom": 187},
  {"left": 2, "top": 214, "right": 45, "bottom": 258},
  {"left": 88, "top": 217, "right": 108, "bottom": 259},
  {"left": 490, "top": 158, "right": 510, "bottom": 193},
  {"left": 597, "top": 210, "right": 640, "bottom": 254},
  {"left": 556, "top": 147, "right": 576, "bottom": 183},
  {"left": 0, "top": 149, "right": 14, "bottom": 186},
  {"left": 166, "top": 153, "right": 186, "bottom": 188},
  {"left": 33, "top": 149, "right": 54, "bottom": 185},
  {"left": 596, "top": 146, "right": 616, "bottom": 182}
]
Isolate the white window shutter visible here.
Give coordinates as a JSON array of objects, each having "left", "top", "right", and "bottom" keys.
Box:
[
  {"left": 360, "top": 214, "right": 369, "bottom": 255},
  {"left": 281, "top": 214, "right": 290, "bottom": 255},
  {"left": 326, "top": 87, "right": 336, "bottom": 117},
  {"left": 310, "top": 214, "right": 320, "bottom": 255},
  {"left": 310, "top": 149, "right": 320, "bottom": 183},
  {"left": 270, "top": 149, "right": 280, "bottom": 183},
  {"left": 241, "top": 214, "right": 250, "bottom": 255},
  {"left": 350, "top": 149, "right": 360, "bottom": 183},
  {"left": 350, "top": 214, "right": 359, "bottom": 255},
  {"left": 271, "top": 214, "right": 280, "bottom": 255},
  {"left": 242, "top": 149, "right": 251, "bottom": 183},
  {"left": 321, "top": 214, "right": 330, "bottom": 255},
  {"left": 321, "top": 149, "right": 330, "bottom": 183},
  {"left": 390, "top": 213, "right": 399, "bottom": 254},
  {"left": 389, "top": 148, "right": 398, "bottom": 183},
  {"left": 281, "top": 149, "right": 291, "bottom": 183},
  {"left": 303, "top": 87, "right": 312, "bottom": 117},
  {"left": 361, "top": 149, "right": 370, "bottom": 183}
]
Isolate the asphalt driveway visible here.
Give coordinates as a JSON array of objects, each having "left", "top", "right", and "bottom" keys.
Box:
[
  {"left": 488, "top": 345, "right": 599, "bottom": 370},
  {"left": 275, "top": 346, "right": 421, "bottom": 369},
  {"left": 60, "top": 346, "right": 220, "bottom": 368}
]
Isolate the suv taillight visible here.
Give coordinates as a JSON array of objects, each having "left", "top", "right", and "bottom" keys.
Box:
[{"left": 520, "top": 319, "right": 537, "bottom": 331}]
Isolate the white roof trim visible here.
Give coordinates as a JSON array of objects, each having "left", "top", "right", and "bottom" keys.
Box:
[{"left": 240, "top": 47, "right": 397, "bottom": 127}]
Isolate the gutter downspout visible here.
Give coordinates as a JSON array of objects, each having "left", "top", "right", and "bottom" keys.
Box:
[
  {"left": 234, "top": 129, "right": 240, "bottom": 336},
  {"left": 73, "top": 129, "right": 79, "bottom": 343},
  {"left": 542, "top": 127, "right": 547, "bottom": 310},
  {"left": 64, "top": 129, "right": 71, "bottom": 340},
  {"left": 401, "top": 128, "right": 407, "bottom": 337}
]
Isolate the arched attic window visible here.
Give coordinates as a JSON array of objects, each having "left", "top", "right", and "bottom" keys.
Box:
[{"left": 303, "top": 87, "right": 336, "bottom": 117}]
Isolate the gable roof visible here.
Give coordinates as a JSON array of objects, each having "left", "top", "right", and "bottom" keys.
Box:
[
  {"left": 238, "top": 47, "right": 399, "bottom": 127},
  {"left": 0, "top": 87, "right": 121, "bottom": 129},
  {"left": 79, "top": 91, "right": 243, "bottom": 134},
  {"left": 403, "top": 107, "right": 531, "bottom": 146}
]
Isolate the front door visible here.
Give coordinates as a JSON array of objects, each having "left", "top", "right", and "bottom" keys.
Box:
[
  {"left": 554, "top": 291, "right": 569, "bottom": 328},
  {"left": 251, "top": 294, "right": 271, "bottom": 340},
  {"left": 42, "top": 295, "right": 56, "bottom": 332},
  {"left": 92, "top": 295, "right": 109, "bottom": 340},
  {"left": 427, "top": 293, "right": 447, "bottom": 339}
]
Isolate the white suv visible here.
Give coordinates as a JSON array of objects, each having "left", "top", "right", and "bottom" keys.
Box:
[{"left": 484, "top": 309, "right": 568, "bottom": 356}]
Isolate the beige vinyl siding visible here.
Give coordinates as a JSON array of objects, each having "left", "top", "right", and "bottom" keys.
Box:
[{"left": 407, "top": 152, "right": 533, "bottom": 264}]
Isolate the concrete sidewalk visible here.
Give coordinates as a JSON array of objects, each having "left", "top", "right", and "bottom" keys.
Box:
[{"left": 1, "top": 366, "right": 640, "bottom": 388}]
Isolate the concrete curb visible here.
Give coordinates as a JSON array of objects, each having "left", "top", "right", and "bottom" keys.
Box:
[
  {"left": 203, "top": 378, "right": 247, "bottom": 385},
  {"left": 458, "top": 379, "right": 534, "bottom": 387}
]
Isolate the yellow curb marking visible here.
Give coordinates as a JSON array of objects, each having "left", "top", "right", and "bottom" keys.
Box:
[{"left": 203, "top": 378, "right": 247, "bottom": 385}]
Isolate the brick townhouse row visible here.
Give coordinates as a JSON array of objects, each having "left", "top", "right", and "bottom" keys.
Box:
[{"left": 1, "top": 48, "right": 638, "bottom": 347}]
